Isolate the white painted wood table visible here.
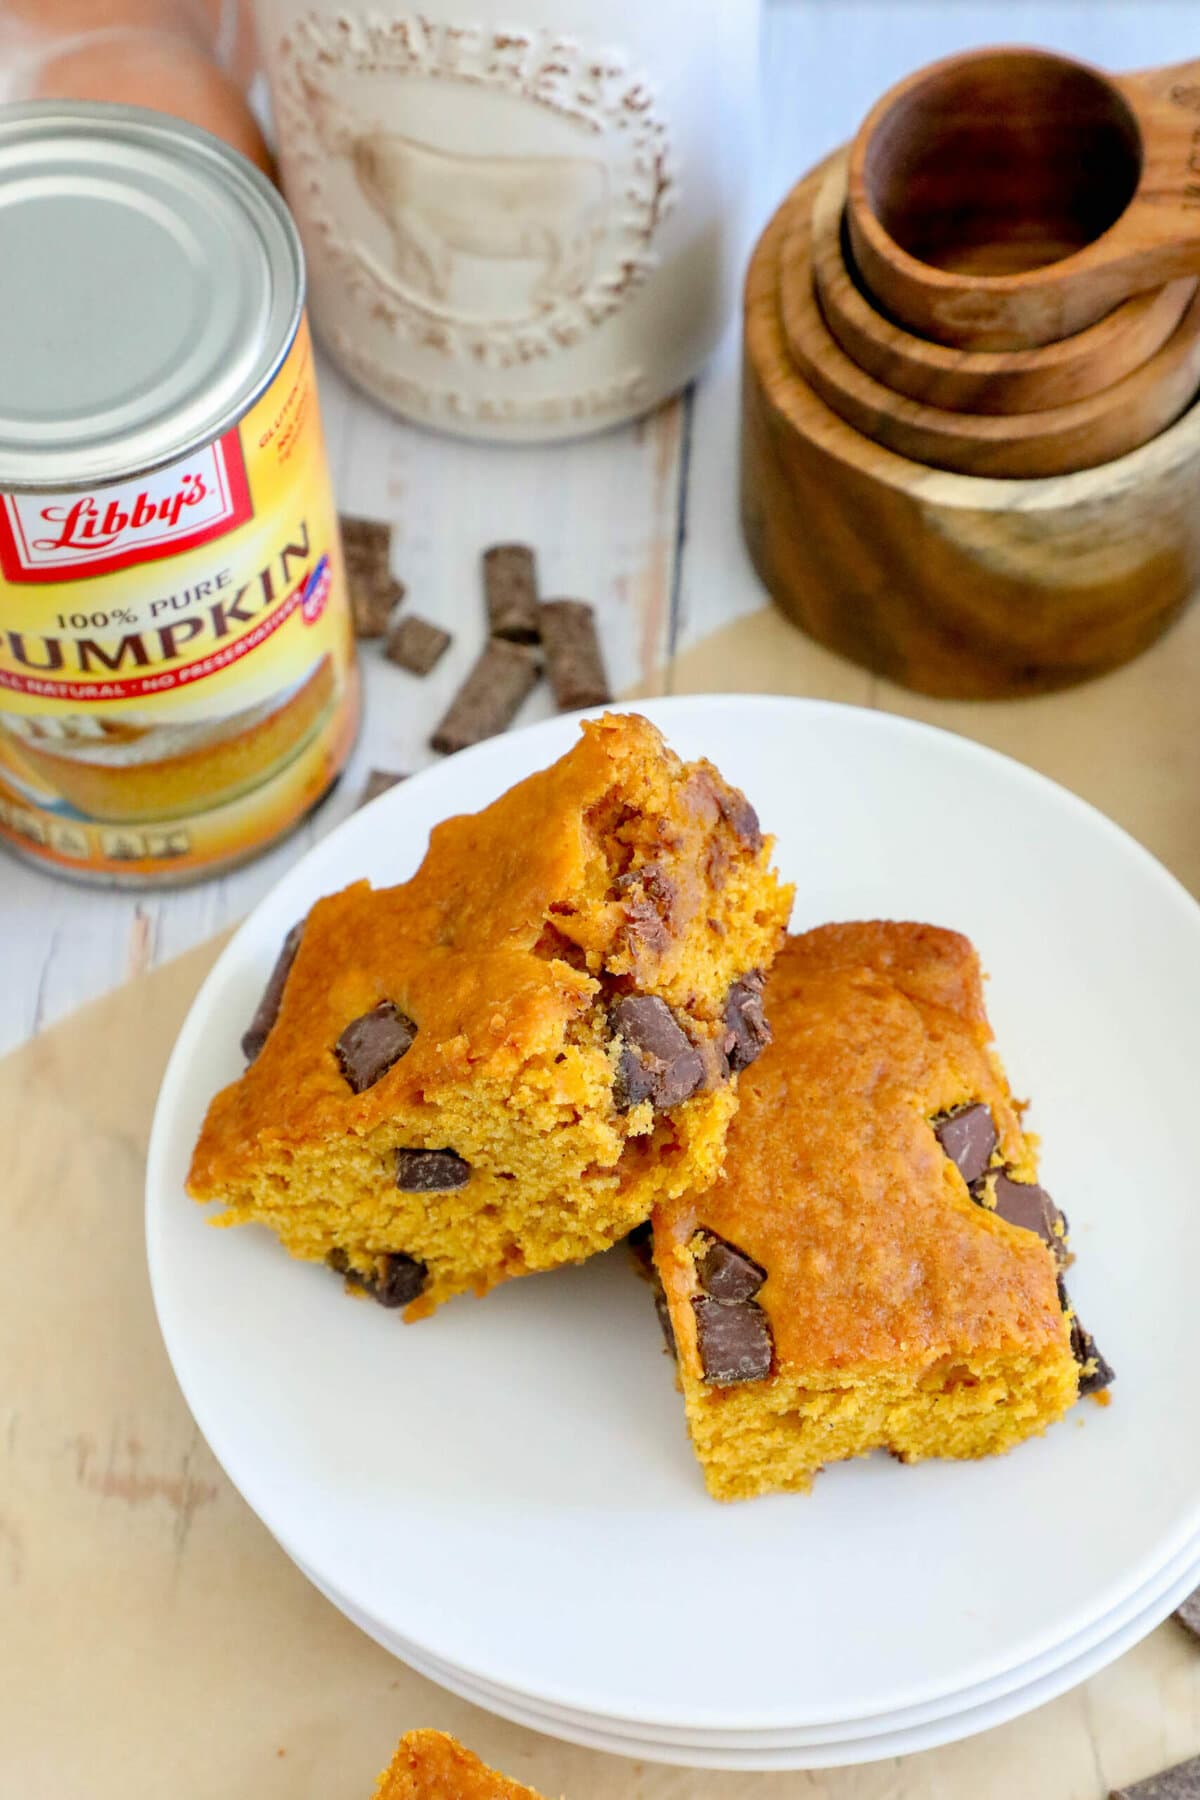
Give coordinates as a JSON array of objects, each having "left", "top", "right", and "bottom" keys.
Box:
[{"left": 3, "top": 0, "right": 1197, "bottom": 1053}]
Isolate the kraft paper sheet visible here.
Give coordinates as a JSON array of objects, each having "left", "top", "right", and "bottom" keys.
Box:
[{"left": 5, "top": 600, "right": 1200, "bottom": 1797}]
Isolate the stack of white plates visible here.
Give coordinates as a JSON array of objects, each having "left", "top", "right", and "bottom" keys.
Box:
[{"left": 148, "top": 698, "right": 1200, "bottom": 1770}]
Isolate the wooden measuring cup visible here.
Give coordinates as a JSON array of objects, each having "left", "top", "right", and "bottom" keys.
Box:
[
  {"left": 846, "top": 47, "right": 1200, "bottom": 350},
  {"left": 813, "top": 153, "right": 1196, "bottom": 413},
  {"left": 781, "top": 160, "right": 1200, "bottom": 478}
]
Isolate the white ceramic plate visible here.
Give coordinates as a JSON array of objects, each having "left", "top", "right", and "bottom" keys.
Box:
[
  {"left": 297, "top": 1520, "right": 1200, "bottom": 1752},
  {"left": 147, "top": 696, "right": 1200, "bottom": 1733},
  {"left": 293, "top": 1540, "right": 1200, "bottom": 1769}
]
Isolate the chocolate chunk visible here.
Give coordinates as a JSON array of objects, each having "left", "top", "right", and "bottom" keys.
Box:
[
  {"left": 371, "top": 1252, "right": 428, "bottom": 1309},
  {"left": 340, "top": 514, "right": 390, "bottom": 569},
  {"left": 395, "top": 1147, "right": 472, "bottom": 1191},
  {"left": 241, "top": 920, "right": 304, "bottom": 1062},
  {"left": 1070, "top": 1311, "right": 1115, "bottom": 1395},
  {"left": 350, "top": 572, "right": 404, "bottom": 639},
  {"left": 933, "top": 1103, "right": 997, "bottom": 1186},
  {"left": 723, "top": 971, "right": 771, "bottom": 1073},
  {"left": 987, "top": 1170, "right": 1068, "bottom": 1263},
  {"left": 328, "top": 1248, "right": 427, "bottom": 1309},
  {"left": 483, "top": 543, "right": 540, "bottom": 643},
  {"left": 335, "top": 1001, "right": 418, "bottom": 1093},
  {"left": 654, "top": 1289, "right": 677, "bottom": 1358},
  {"left": 1111, "top": 1754, "right": 1200, "bottom": 1799},
  {"left": 539, "top": 598, "right": 612, "bottom": 711},
  {"left": 385, "top": 612, "right": 451, "bottom": 675},
  {"left": 692, "top": 1295, "right": 773, "bottom": 1384},
  {"left": 696, "top": 1233, "right": 766, "bottom": 1302},
  {"left": 357, "top": 768, "right": 407, "bottom": 808},
  {"left": 1175, "top": 1588, "right": 1200, "bottom": 1640},
  {"left": 611, "top": 994, "right": 705, "bottom": 1111},
  {"left": 430, "top": 638, "right": 540, "bottom": 755},
  {"left": 716, "top": 787, "right": 763, "bottom": 852}
]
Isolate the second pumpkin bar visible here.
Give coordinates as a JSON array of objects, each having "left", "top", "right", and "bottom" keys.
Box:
[{"left": 188, "top": 713, "right": 792, "bottom": 1316}]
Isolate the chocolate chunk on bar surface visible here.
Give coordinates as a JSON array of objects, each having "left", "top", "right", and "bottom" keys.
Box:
[
  {"left": 358, "top": 768, "right": 408, "bottom": 808},
  {"left": 386, "top": 613, "right": 451, "bottom": 676},
  {"left": 241, "top": 921, "right": 304, "bottom": 1062},
  {"left": 539, "top": 598, "right": 612, "bottom": 711},
  {"left": 1070, "top": 1312, "right": 1115, "bottom": 1394},
  {"left": 395, "top": 1147, "right": 472, "bottom": 1191},
  {"left": 483, "top": 543, "right": 540, "bottom": 643},
  {"left": 692, "top": 1295, "right": 773, "bottom": 1384},
  {"left": 985, "top": 1170, "right": 1068, "bottom": 1263},
  {"left": 697, "top": 1233, "right": 766, "bottom": 1302},
  {"left": 1175, "top": 1588, "right": 1200, "bottom": 1639},
  {"left": 430, "top": 638, "right": 540, "bottom": 755},
  {"left": 1111, "top": 1754, "right": 1200, "bottom": 1799},
  {"left": 334, "top": 1001, "right": 418, "bottom": 1093},
  {"left": 933, "top": 1103, "right": 997, "bottom": 1186},
  {"left": 724, "top": 971, "right": 771, "bottom": 1072},
  {"left": 371, "top": 1252, "right": 428, "bottom": 1309},
  {"left": 611, "top": 994, "right": 705, "bottom": 1111}
]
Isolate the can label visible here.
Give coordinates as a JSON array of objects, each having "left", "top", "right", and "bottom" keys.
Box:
[{"left": 0, "top": 319, "right": 357, "bottom": 882}]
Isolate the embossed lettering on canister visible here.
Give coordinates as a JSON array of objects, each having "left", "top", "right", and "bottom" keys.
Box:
[{"left": 0, "top": 103, "right": 359, "bottom": 885}]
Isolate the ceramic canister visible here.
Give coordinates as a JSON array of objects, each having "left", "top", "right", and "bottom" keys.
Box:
[{"left": 254, "top": 0, "right": 761, "bottom": 441}]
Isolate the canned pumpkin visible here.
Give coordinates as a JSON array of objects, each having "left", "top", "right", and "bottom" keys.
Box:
[{"left": 0, "top": 103, "right": 358, "bottom": 885}]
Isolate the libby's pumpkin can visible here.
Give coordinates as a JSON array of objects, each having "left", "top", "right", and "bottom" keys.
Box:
[{"left": 0, "top": 103, "right": 359, "bottom": 885}]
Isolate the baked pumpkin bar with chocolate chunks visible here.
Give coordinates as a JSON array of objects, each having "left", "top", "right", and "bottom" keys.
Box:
[
  {"left": 650, "top": 921, "right": 1111, "bottom": 1502},
  {"left": 373, "top": 1730, "right": 549, "bottom": 1799},
  {"left": 188, "top": 712, "right": 792, "bottom": 1316}
]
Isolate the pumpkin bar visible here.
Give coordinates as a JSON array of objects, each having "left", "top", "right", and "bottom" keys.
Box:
[
  {"left": 373, "top": 1730, "right": 549, "bottom": 1799},
  {"left": 188, "top": 712, "right": 792, "bottom": 1316},
  {"left": 651, "top": 922, "right": 1110, "bottom": 1502}
]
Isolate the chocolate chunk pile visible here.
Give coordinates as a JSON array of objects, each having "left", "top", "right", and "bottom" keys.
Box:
[{"left": 690, "top": 1232, "right": 773, "bottom": 1384}]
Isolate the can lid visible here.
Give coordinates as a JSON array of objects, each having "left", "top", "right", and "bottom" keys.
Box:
[{"left": 0, "top": 102, "right": 303, "bottom": 491}]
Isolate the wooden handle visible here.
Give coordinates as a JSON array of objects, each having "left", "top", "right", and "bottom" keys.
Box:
[
  {"left": 742, "top": 168, "right": 1200, "bottom": 698},
  {"left": 847, "top": 49, "right": 1200, "bottom": 350},
  {"left": 783, "top": 162, "right": 1200, "bottom": 478}
]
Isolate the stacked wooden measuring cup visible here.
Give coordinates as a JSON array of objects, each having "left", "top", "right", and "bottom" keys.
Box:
[{"left": 742, "top": 48, "right": 1200, "bottom": 696}]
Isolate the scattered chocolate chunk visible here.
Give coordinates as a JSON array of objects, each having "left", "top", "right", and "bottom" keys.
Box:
[
  {"left": 334, "top": 1001, "right": 418, "bottom": 1093},
  {"left": 385, "top": 612, "right": 451, "bottom": 676},
  {"left": 692, "top": 1295, "right": 773, "bottom": 1384},
  {"left": 341, "top": 514, "right": 401, "bottom": 636},
  {"left": 723, "top": 971, "right": 771, "bottom": 1073},
  {"left": 696, "top": 1233, "right": 766, "bottom": 1302},
  {"left": 1070, "top": 1311, "right": 1115, "bottom": 1395},
  {"left": 395, "top": 1147, "right": 472, "bottom": 1191},
  {"left": 1175, "top": 1588, "right": 1200, "bottom": 1639},
  {"left": 539, "top": 598, "right": 612, "bottom": 711},
  {"left": 716, "top": 786, "right": 763, "bottom": 852},
  {"left": 357, "top": 768, "right": 408, "bottom": 808},
  {"left": 483, "top": 543, "right": 540, "bottom": 643},
  {"left": 1110, "top": 1754, "right": 1200, "bottom": 1798},
  {"left": 986, "top": 1170, "right": 1068, "bottom": 1264},
  {"left": 611, "top": 994, "right": 705, "bottom": 1111},
  {"left": 430, "top": 638, "right": 540, "bottom": 755},
  {"left": 933, "top": 1103, "right": 997, "bottom": 1186},
  {"left": 371, "top": 1252, "right": 428, "bottom": 1309},
  {"left": 241, "top": 920, "right": 304, "bottom": 1062}
]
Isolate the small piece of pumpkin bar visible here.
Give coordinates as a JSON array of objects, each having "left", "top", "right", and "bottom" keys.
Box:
[
  {"left": 187, "top": 712, "right": 792, "bottom": 1317},
  {"left": 651, "top": 922, "right": 1109, "bottom": 1502},
  {"left": 373, "top": 1730, "right": 549, "bottom": 1799}
]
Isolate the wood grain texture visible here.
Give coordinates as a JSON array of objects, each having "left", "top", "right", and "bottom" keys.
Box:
[
  {"left": 846, "top": 48, "right": 1200, "bottom": 348},
  {"left": 783, "top": 163, "right": 1200, "bottom": 476},
  {"left": 744, "top": 179, "right": 1200, "bottom": 695},
  {"left": 813, "top": 154, "right": 1197, "bottom": 414}
]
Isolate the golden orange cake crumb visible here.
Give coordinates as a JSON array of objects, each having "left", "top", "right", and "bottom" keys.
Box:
[
  {"left": 373, "top": 1730, "right": 549, "bottom": 1799},
  {"left": 652, "top": 922, "right": 1112, "bottom": 1501},
  {"left": 188, "top": 713, "right": 792, "bottom": 1314}
]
